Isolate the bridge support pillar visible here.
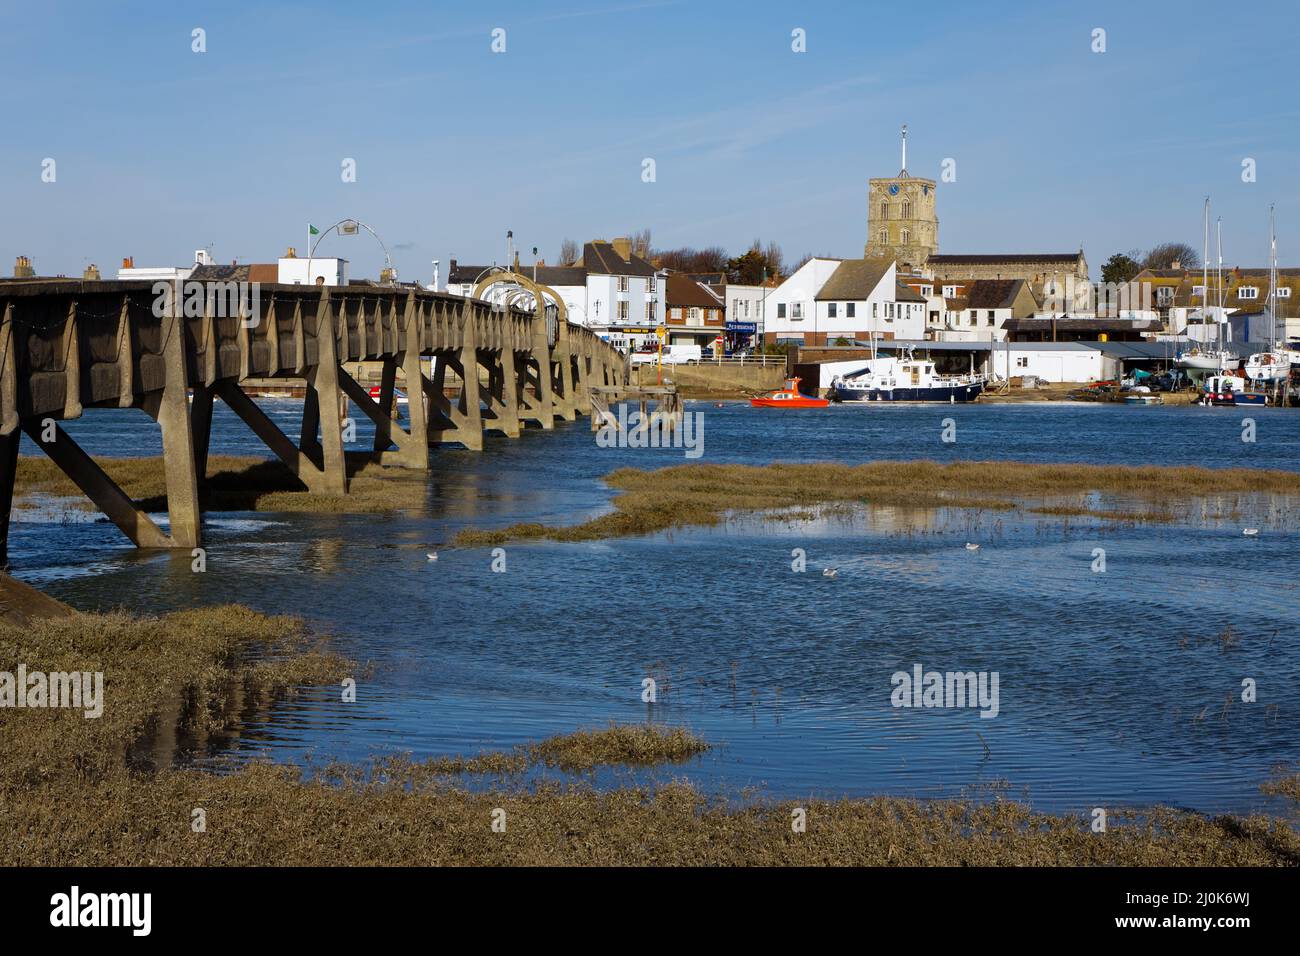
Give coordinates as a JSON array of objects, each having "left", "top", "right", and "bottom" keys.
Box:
[
  {"left": 0, "top": 430, "right": 20, "bottom": 569},
  {"left": 482, "top": 349, "right": 521, "bottom": 438},
  {"left": 303, "top": 289, "right": 348, "bottom": 494}
]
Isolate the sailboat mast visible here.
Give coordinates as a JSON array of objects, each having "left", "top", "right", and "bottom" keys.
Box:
[{"left": 1216, "top": 216, "right": 1224, "bottom": 364}]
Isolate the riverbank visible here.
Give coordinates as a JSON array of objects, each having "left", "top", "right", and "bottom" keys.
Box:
[
  {"left": 3, "top": 605, "right": 1297, "bottom": 865},
  {"left": 453, "top": 459, "right": 1300, "bottom": 546}
]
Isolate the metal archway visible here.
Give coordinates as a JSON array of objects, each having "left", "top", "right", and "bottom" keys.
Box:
[{"left": 306, "top": 218, "right": 395, "bottom": 286}]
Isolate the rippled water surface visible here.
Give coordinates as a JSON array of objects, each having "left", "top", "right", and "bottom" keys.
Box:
[{"left": 10, "top": 400, "right": 1300, "bottom": 815}]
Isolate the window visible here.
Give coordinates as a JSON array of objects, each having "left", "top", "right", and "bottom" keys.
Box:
[
  {"left": 647, "top": 276, "right": 656, "bottom": 293},
  {"left": 879, "top": 229, "right": 887, "bottom": 244},
  {"left": 872, "top": 303, "right": 878, "bottom": 318},
  {"left": 921, "top": 285, "right": 933, "bottom": 297},
  {"left": 1156, "top": 286, "right": 1173, "bottom": 303},
  {"left": 645, "top": 301, "right": 653, "bottom": 321},
  {"left": 792, "top": 302, "right": 804, "bottom": 319},
  {"left": 827, "top": 303, "right": 837, "bottom": 318},
  {"left": 880, "top": 201, "right": 889, "bottom": 220},
  {"left": 1277, "top": 287, "right": 1292, "bottom": 299},
  {"left": 902, "top": 200, "right": 911, "bottom": 218},
  {"left": 687, "top": 307, "right": 700, "bottom": 323},
  {"left": 1016, "top": 357, "right": 1029, "bottom": 368},
  {"left": 1238, "top": 286, "right": 1258, "bottom": 300},
  {"left": 943, "top": 285, "right": 957, "bottom": 297},
  {"left": 987, "top": 310, "right": 995, "bottom": 326},
  {"left": 671, "top": 307, "right": 682, "bottom": 320},
  {"left": 846, "top": 303, "right": 856, "bottom": 318},
  {"left": 618, "top": 301, "right": 628, "bottom": 320},
  {"left": 1192, "top": 285, "right": 1206, "bottom": 297},
  {"left": 777, "top": 303, "right": 787, "bottom": 319},
  {"left": 618, "top": 276, "right": 629, "bottom": 292},
  {"left": 901, "top": 229, "right": 910, "bottom": 245}
]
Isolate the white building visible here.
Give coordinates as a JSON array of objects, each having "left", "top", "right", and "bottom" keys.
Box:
[
  {"left": 278, "top": 256, "right": 349, "bottom": 286},
  {"left": 445, "top": 238, "right": 665, "bottom": 349},
  {"left": 763, "top": 257, "right": 925, "bottom": 344},
  {"left": 116, "top": 248, "right": 217, "bottom": 282}
]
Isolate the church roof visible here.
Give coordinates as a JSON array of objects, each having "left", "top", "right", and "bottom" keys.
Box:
[{"left": 928, "top": 253, "right": 1082, "bottom": 265}]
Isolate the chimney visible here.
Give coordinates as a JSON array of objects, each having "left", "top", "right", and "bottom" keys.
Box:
[
  {"left": 83, "top": 263, "right": 101, "bottom": 280},
  {"left": 1171, "top": 258, "right": 1181, "bottom": 271},
  {"left": 122, "top": 256, "right": 135, "bottom": 270},
  {"left": 612, "top": 237, "right": 632, "bottom": 260},
  {"left": 285, "top": 246, "right": 297, "bottom": 258},
  {"left": 512, "top": 250, "right": 521, "bottom": 271},
  {"left": 13, "top": 255, "right": 34, "bottom": 277}
]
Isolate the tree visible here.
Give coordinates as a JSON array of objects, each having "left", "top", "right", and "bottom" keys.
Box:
[
  {"left": 630, "top": 229, "right": 652, "bottom": 259},
  {"left": 1141, "top": 242, "right": 1199, "bottom": 271},
  {"left": 558, "top": 239, "right": 579, "bottom": 266},
  {"left": 652, "top": 246, "right": 729, "bottom": 273},
  {"left": 1100, "top": 252, "right": 1142, "bottom": 285},
  {"left": 726, "top": 239, "right": 784, "bottom": 284}
]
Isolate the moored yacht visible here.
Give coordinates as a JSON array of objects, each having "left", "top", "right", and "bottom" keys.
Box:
[{"left": 831, "top": 351, "right": 985, "bottom": 403}]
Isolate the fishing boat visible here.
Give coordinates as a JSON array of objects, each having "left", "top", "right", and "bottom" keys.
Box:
[
  {"left": 831, "top": 350, "right": 984, "bottom": 403},
  {"left": 1199, "top": 374, "right": 1266, "bottom": 406},
  {"left": 750, "top": 377, "right": 829, "bottom": 408}
]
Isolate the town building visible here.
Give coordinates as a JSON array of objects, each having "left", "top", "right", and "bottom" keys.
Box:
[
  {"left": 1134, "top": 266, "right": 1299, "bottom": 342},
  {"left": 901, "top": 276, "right": 1038, "bottom": 342},
  {"left": 664, "top": 274, "right": 725, "bottom": 351},
  {"left": 763, "top": 257, "right": 926, "bottom": 345},
  {"left": 926, "top": 252, "right": 1090, "bottom": 305},
  {"left": 445, "top": 237, "right": 665, "bottom": 350}
]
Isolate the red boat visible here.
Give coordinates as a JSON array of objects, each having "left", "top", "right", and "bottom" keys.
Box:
[{"left": 750, "top": 377, "right": 829, "bottom": 408}]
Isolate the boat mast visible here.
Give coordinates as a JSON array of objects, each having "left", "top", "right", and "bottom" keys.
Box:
[
  {"left": 1268, "top": 204, "right": 1277, "bottom": 350},
  {"left": 1216, "top": 215, "right": 1224, "bottom": 369},
  {"left": 1201, "top": 197, "right": 1209, "bottom": 352}
]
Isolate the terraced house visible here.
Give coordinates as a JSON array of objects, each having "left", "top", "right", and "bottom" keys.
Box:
[{"left": 1133, "top": 266, "right": 1300, "bottom": 343}]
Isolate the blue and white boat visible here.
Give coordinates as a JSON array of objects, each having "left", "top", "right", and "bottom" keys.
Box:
[{"left": 831, "top": 351, "right": 985, "bottom": 403}]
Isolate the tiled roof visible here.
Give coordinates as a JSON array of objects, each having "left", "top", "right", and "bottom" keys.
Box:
[
  {"left": 666, "top": 274, "right": 721, "bottom": 308},
  {"left": 814, "top": 258, "right": 892, "bottom": 301},
  {"left": 928, "top": 253, "right": 1083, "bottom": 265},
  {"left": 966, "top": 278, "right": 1025, "bottom": 310},
  {"left": 582, "top": 242, "right": 657, "bottom": 277}
]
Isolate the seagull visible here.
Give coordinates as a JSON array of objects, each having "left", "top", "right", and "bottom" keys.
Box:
[
  {"left": 1243, "top": 529, "right": 1260, "bottom": 537},
  {"left": 822, "top": 568, "right": 838, "bottom": 578},
  {"left": 965, "top": 543, "right": 981, "bottom": 551},
  {"left": 426, "top": 551, "right": 439, "bottom": 561}
]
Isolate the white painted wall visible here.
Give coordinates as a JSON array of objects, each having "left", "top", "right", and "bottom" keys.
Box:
[{"left": 278, "top": 257, "right": 349, "bottom": 286}]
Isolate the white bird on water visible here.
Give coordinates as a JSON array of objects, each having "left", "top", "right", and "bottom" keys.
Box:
[
  {"left": 965, "top": 543, "right": 980, "bottom": 551},
  {"left": 426, "top": 551, "right": 439, "bottom": 561},
  {"left": 823, "top": 568, "right": 838, "bottom": 578},
  {"left": 1242, "top": 529, "right": 1260, "bottom": 537}
]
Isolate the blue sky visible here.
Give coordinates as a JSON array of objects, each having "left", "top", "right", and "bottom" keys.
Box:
[{"left": 2, "top": 0, "right": 1298, "bottom": 281}]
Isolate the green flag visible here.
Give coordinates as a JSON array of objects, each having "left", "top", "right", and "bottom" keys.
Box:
[{"left": 308, "top": 224, "right": 319, "bottom": 235}]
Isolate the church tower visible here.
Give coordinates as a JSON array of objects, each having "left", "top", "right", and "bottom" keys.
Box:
[{"left": 865, "top": 124, "right": 938, "bottom": 272}]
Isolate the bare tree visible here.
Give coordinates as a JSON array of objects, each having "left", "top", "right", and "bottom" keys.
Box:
[
  {"left": 558, "top": 238, "right": 580, "bottom": 266},
  {"left": 630, "top": 229, "right": 652, "bottom": 259},
  {"left": 1142, "top": 242, "right": 1200, "bottom": 271}
]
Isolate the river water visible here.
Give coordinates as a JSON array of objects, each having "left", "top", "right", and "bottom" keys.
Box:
[{"left": 10, "top": 400, "right": 1300, "bottom": 815}]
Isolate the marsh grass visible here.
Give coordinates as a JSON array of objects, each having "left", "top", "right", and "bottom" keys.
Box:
[
  {"left": 13, "top": 453, "right": 428, "bottom": 515},
  {"left": 453, "top": 460, "right": 1300, "bottom": 545},
  {"left": 2, "top": 605, "right": 1297, "bottom": 865}
]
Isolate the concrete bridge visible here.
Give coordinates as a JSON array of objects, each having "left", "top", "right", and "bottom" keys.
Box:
[{"left": 0, "top": 272, "right": 629, "bottom": 567}]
